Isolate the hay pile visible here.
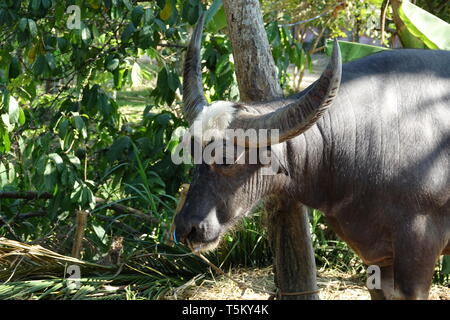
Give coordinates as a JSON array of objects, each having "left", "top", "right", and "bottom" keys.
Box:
[
  {"left": 1, "top": 237, "right": 448, "bottom": 300},
  {"left": 169, "top": 267, "right": 450, "bottom": 300},
  {"left": 0, "top": 237, "right": 114, "bottom": 281}
]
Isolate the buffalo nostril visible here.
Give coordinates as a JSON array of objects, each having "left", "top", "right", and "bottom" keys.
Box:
[
  {"left": 173, "top": 224, "right": 197, "bottom": 245},
  {"left": 187, "top": 225, "right": 197, "bottom": 242}
]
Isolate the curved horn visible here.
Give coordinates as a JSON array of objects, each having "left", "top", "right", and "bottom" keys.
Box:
[
  {"left": 230, "top": 39, "right": 342, "bottom": 147},
  {"left": 182, "top": 13, "right": 207, "bottom": 124}
]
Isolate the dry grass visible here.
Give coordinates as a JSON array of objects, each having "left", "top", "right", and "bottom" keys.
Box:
[
  {"left": 167, "top": 267, "right": 450, "bottom": 300},
  {"left": 0, "top": 237, "right": 114, "bottom": 282},
  {"left": 1, "top": 237, "right": 448, "bottom": 300}
]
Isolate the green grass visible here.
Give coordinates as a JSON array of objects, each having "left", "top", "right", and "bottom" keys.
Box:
[{"left": 115, "top": 87, "right": 152, "bottom": 122}]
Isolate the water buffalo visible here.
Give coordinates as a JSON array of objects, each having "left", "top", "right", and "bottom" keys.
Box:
[{"left": 174, "top": 14, "right": 450, "bottom": 299}]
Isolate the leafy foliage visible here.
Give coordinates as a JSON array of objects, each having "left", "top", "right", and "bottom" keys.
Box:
[{"left": 0, "top": 1, "right": 271, "bottom": 298}]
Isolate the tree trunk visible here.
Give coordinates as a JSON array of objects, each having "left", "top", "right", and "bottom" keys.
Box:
[
  {"left": 222, "top": 0, "right": 281, "bottom": 102},
  {"left": 266, "top": 197, "right": 319, "bottom": 300},
  {"left": 222, "top": 0, "right": 319, "bottom": 300}
]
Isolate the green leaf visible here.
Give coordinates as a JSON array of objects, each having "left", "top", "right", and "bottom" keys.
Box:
[
  {"left": 154, "top": 18, "right": 166, "bottom": 31},
  {"left": 0, "top": 162, "right": 7, "bottom": 186},
  {"left": 45, "top": 53, "right": 56, "bottom": 71},
  {"left": 43, "top": 161, "right": 57, "bottom": 193},
  {"left": 183, "top": 4, "right": 197, "bottom": 25},
  {"left": 107, "top": 136, "right": 132, "bottom": 162},
  {"left": 67, "top": 154, "right": 81, "bottom": 167},
  {"left": 43, "top": 34, "right": 56, "bottom": 51},
  {"left": 35, "top": 155, "right": 46, "bottom": 175},
  {"left": 207, "top": 6, "right": 227, "bottom": 33},
  {"left": 8, "top": 95, "right": 19, "bottom": 124},
  {"left": 73, "top": 115, "right": 87, "bottom": 139},
  {"left": 70, "top": 182, "right": 83, "bottom": 202},
  {"left": 122, "top": 0, "right": 133, "bottom": 11},
  {"left": 57, "top": 37, "right": 69, "bottom": 53},
  {"left": 86, "top": 87, "right": 98, "bottom": 110},
  {"left": 8, "top": 57, "right": 21, "bottom": 79},
  {"left": 28, "top": 19, "right": 38, "bottom": 38},
  {"left": 18, "top": 108, "right": 25, "bottom": 125},
  {"left": 164, "top": 90, "right": 175, "bottom": 106},
  {"left": 33, "top": 54, "right": 48, "bottom": 76},
  {"left": 18, "top": 18, "right": 28, "bottom": 32},
  {"left": 156, "top": 113, "right": 170, "bottom": 126},
  {"left": 267, "top": 22, "right": 280, "bottom": 47},
  {"left": 156, "top": 67, "right": 168, "bottom": 89},
  {"left": 105, "top": 55, "right": 120, "bottom": 71},
  {"left": 92, "top": 224, "right": 106, "bottom": 243},
  {"left": 399, "top": 1, "right": 450, "bottom": 50},
  {"left": 1, "top": 129, "right": 10, "bottom": 152},
  {"left": 155, "top": 67, "right": 177, "bottom": 105},
  {"left": 205, "top": 0, "right": 221, "bottom": 24},
  {"left": 325, "top": 40, "right": 390, "bottom": 63},
  {"left": 160, "top": 0, "right": 173, "bottom": 21},
  {"left": 81, "top": 186, "right": 95, "bottom": 210},
  {"left": 144, "top": 8, "right": 154, "bottom": 25},
  {"left": 97, "top": 92, "right": 111, "bottom": 118},
  {"left": 131, "top": 62, "right": 142, "bottom": 86},
  {"left": 167, "top": 70, "right": 180, "bottom": 92},
  {"left": 48, "top": 153, "right": 64, "bottom": 171},
  {"left": 113, "top": 68, "right": 126, "bottom": 89},
  {"left": 131, "top": 5, "right": 144, "bottom": 26},
  {"left": 31, "top": 0, "right": 41, "bottom": 11},
  {"left": 138, "top": 26, "right": 154, "bottom": 49},
  {"left": 1, "top": 114, "right": 11, "bottom": 132},
  {"left": 366, "top": 0, "right": 384, "bottom": 6},
  {"left": 55, "top": 2, "right": 65, "bottom": 21},
  {"left": 41, "top": 0, "right": 52, "bottom": 9},
  {"left": 121, "top": 23, "right": 136, "bottom": 42},
  {"left": 81, "top": 26, "right": 91, "bottom": 41},
  {"left": 58, "top": 118, "right": 69, "bottom": 138}
]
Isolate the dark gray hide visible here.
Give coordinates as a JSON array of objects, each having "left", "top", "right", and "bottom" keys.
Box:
[{"left": 175, "top": 18, "right": 450, "bottom": 300}]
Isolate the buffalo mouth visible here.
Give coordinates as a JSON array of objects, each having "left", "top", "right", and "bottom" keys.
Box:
[
  {"left": 184, "top": 223, "right": 227, "bottom": 253},
  {"left": 187, "top": 236, "right": 222, "bottom": 253},
  {"left": 175, "top": 208, "right": 246, "bottom": 253},
  {"left": 183, "top": 210, "right": 247, "bottom": 253}
]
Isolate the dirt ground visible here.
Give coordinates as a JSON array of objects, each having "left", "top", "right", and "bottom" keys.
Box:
[{"left": 168, "top": 267, "right": 450, "bottom": 300}]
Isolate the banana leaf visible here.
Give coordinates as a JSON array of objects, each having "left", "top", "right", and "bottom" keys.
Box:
[
  {"left": 206, "top": 1, "right": 227, "bottom": 33},
  {"left": 399, "top": 1, "right": 450, "bottom": 50},
  {"left": 325, "top": 40, "right": 390, "bottom": 63}
]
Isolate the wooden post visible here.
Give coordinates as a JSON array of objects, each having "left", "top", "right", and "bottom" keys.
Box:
[
  {"left": 71, "top": 210, "right": 88, "bottom": 259},
  {"left": 222, "top": 0, "right": 319, "bottom": 300}
]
